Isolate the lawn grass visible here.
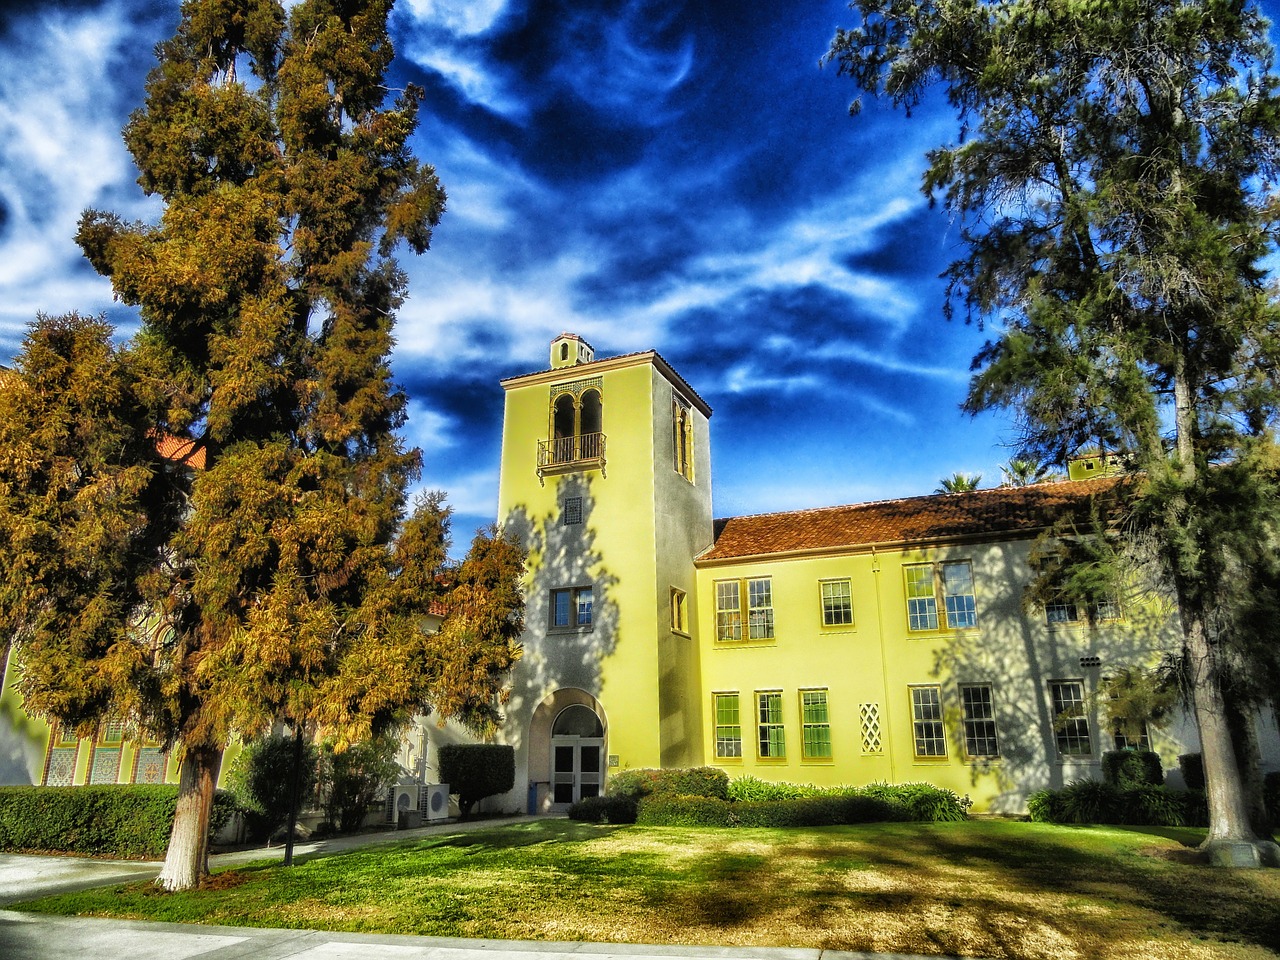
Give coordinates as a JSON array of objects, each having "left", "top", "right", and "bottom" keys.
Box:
[{"left": 13, "top": 819, "right": 1280, "bottom": 959}]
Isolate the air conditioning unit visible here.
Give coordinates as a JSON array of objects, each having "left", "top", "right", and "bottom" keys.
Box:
[
  {"left": 421, "top": 782, "right": 450, "bottom": 822},
  {"left": 386, "top": 783, "right": 419, "bottom": 824}
]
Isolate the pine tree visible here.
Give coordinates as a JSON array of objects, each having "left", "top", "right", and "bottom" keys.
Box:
[
  {"left": 828, "top": 0, "right": 1280, "bottom": 864},
  {"left": 0, "top": 0, "right": 524, "bottom": 891}
]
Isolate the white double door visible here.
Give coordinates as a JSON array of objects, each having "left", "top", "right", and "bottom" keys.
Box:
[{"left": 551, "top": 736, "right": 603, "bottom": 806}]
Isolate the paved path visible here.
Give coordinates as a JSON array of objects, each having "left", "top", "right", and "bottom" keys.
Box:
[{"left": 0, "top": 819, "right": 971, "bottom": 960}]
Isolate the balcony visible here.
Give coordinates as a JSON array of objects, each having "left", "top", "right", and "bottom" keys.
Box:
[{"left": 537, "top": 432, "right": 606, "bottom": 481}]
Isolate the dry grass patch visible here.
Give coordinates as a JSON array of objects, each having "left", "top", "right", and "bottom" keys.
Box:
[{"left": 13, "top": 819, "right": 1280, "bottom": 959}]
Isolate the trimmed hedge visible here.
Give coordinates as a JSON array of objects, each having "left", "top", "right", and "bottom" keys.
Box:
[
  {"left": 438, "top": 743, "right": 515, "bottom": 817},
  {"left": 630, "top": 781, "right": 967, "bottom": 828},
  {"left": 0, "top": 785, "right": 238, "bottom": 858},
  {"left": 566, "top": 794, "right": 638, "bottom": 824},
  {"left": 1101, "top": 750, "right": 1163, "bottom": 788},
  {"left": 1178, "top": 753, "right": 1205, "bottom": 790},
  {"left": 607, "top": 767, "right": 729, "bottom": 801},
  {"left": 1027, "top": 779, "right": 1207, "bottom": 827}
]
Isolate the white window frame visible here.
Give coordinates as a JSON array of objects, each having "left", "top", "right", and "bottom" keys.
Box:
[
  {"left": 715, "top": 577, "right": 774, "bottom": 642},
  {"left": 1050, "top": 679, "right": 1093, "bottom": 758},
  {"left": 910, "top": 684, "right": 947, "bottom": 758},
  {"left": 756, "top": 690, "right": 786, "bottom": 759},
  {"left": 959, "top": 683, "right": 1000, "bottom": 759},
  {"left": 905, "top": 561, "right": 977, "bottom": 631},
  {"left": 713, "top": 692, "right": 742, "bottom": 759},
  {"left": 819, "top": 578, "right": 854, "bottom": 627}
]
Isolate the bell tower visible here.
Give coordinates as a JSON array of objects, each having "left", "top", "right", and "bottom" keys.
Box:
[{"left": 495, "top": 334, "right": 713, "bottom": 812}]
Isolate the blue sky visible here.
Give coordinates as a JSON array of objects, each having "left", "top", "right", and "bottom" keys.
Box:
[{"left": 2, "top": 0, "right": 1277, "bottom": 550}]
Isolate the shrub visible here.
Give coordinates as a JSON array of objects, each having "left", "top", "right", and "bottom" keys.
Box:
[
  {"left": 0, "top": 785, "right": 237, "bottom": 858},
  {"left": 636, "top": 794, "right": 737, "bottom": 827},
  {"left": 1178, "top": 753, "right": 1205, "bottom": 790},
  {"left": 1124, "top": 785, "right": 1185, "bottom": 826},
  {"left": 1057, "top": 779, "right": 1124, "bottom": 824},
  {"left": 321, "top": 736, "right": 400, "bottom": 834},
  {"left": 859, "top": 782, "right": 970, "bottom": 822},
  {"left": 727, "top": 775, "right": 817, "bottom": 802},
  {"left": 226, "top": 733, "right": 319, "bottom": 842},
  {"left": 1101, "top": 750, "right": 1163, "bottom": 788},
  {"left": 1026, "top": 789, "right": 1063, "bottom": 823},
  {"left": 438, "top": 743, "right": 515, "bottom": 817},
  {"left": 568, "top": 794, "right": 638, "bottom": 824},
  {"left": 608, "top": 766, "right": 729, "bottom": 801}
]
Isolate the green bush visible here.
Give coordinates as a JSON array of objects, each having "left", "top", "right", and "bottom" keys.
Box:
[
  {"left": 608, "top": 767, "right": 729, "bottom": 801},
  {"left": 1180, "top": 788, "right": 1209, "bottom": 827},
  {"left": 727, "top": 775, "right": 818, "bottom": 802},
  {"left": 1026, "top": 789, "right": 1063, "bottom": 823},
  {"left": 1124, "top": 784, "right": 1185, "bottom": 826},
  {"left": 567, "top": 794, "right": 638, "bottom": 824},
  {"left": 632, "top": 782, "right": 961, "bottom": 828},
  {"left": 0, "top": 785, "right": 238, "bottom": 858},
  {"left": 1101, "top": 750, "right": 1163, "bottom": 788},
  {"left": 1178, "top": 753, "right": 1205, "bottom": 790},
  {"left": 438, "top": 743, "right": 515, "bottom": 817},
  {"left": 321, "top": 736, "right": 400, "bottom": 834},
  {"left": 226, "top": 733, "right": 319, "bottom": 842},
  {"left": 636, "top": 794, "right": 737, "bottom": 827},
  {"left": 1057, "top": 779, "right": 1124, "bottom": 824},
  {"left": 1027, "top": 781, "right": 1208, "bottom": 827}
]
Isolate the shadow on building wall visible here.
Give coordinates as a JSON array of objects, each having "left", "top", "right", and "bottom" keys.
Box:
[{"left": 931, "top": 539, "right": 1179, "bottom": 811}]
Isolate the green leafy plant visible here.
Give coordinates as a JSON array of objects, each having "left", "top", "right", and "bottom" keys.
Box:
[
  {"left": 438, "top": 744, "right": 515, "bottom": 817},
  {"left": 225, "top": 734, "right": 319, "bottom": 842},
  {"left": 321, "top": 735, "right": 400, "bottom": 834},
  {"left": 1102, "top": 750, "right": 1164, "bottom": 789},
  {"left": 567, "top": 795, "right": 637, "bottom": 824}
]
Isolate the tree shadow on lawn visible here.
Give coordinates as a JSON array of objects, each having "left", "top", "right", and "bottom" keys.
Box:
[{"left": 862, "top": 824, "right": 1280, "bottom": 954}]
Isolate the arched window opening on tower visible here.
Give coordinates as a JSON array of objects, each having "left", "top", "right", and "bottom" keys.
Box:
[
  {"left": 538, "top": 379, "right": 606, "bottom": 480},
  {"left": 672, "top": 391, "right": 694, "bottom": 481}
]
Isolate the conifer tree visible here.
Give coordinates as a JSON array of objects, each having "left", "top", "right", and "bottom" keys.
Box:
[
  {"left": 829, "top": 0, "right": 1280, "bottom": 863},
  {"left": 0, "top": 0, "right": 524, "bottom": 890}
]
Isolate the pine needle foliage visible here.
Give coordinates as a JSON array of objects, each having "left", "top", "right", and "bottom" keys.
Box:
[{"left": 828, "top": 0, "right": 1280, "bottom": 856}]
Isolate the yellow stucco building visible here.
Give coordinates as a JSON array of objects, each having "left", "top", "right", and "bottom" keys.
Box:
[{"left": 494, "top": 333, "right": 1278, "bottom": 814}]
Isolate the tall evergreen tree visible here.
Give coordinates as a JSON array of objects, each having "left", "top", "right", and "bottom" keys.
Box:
[
  {"left": 0, "top": 0, "right": 524, "bottom": 891},
  {"left": 828, "top": 0, "right": 1280, "bottom": 863}
]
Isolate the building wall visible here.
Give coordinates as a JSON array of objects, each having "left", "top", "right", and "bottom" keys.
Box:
[{"left": 695, "top": 537, "right": 1187, "bottom": 811}]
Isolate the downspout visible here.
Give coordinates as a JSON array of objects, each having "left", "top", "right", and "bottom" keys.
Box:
[{"left": 872, "top": 547, "right": 899, "bottom": 782}]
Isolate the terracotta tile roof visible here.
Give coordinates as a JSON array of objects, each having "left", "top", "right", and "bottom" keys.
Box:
[
  {"left": 154, "top": 434, "right": 206, "bottom": 470},
  {"left": 698, "top": 476, "right": 1130, "bottom": 563}
]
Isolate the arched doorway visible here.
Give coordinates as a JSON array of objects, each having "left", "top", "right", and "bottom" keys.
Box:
[{"left": 551, "top": 703, "right": 605, "bottom": 806}]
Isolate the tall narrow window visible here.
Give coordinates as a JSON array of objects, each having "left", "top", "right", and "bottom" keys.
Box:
[
  {"left": 960, "top": 684, "right": 1000, "bottom": 758},
  {"left": 715, "top": 581, "right": 743, "bottom": 641},
  {"left": 672, "top": 392, "right": 694, "bottom": 481},
  {"left": 905, "top": 565, "right": 938, "bottom": 630},
  {"left": 1050, "top": 680, "right": 1092, "bottom": 757},
  {"left": 714, "top": 693, "right": 742, "bottom": 758},
  {"left": 820, "top": 579, "right": 853, "bottom": 626},
  {"left": 911, "top": 685, "right": 947, "bottom": 757},
  {"left": 671, "top": 587, "right": 688, "bottom": 633},
  {"left": 757, "top": 691, "right": 785, "bottom": 758},
  {"left": 747, "top": 578, "right": 774, "bottom": 639},
  {"left": 579, "top": 389, "right": 602, "bottom": 459},
  {"left": 801, "top": 690, "right": 832, "bottom": 759},
  {"left": 942, "top": 561, "right": 977, "bottom": 628}
]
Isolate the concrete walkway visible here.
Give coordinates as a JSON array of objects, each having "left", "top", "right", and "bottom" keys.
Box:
[{"left": 0, "top": 819, "right": 972, "bottom": 960}]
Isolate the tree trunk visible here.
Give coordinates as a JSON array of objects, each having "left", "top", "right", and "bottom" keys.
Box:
[{"left": 156, "top": 743, "right": 223, "bottom": 891}]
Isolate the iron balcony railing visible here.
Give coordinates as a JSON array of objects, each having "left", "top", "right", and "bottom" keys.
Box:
[{"left": 537, "top": 432, "right": 606, "bottom": 479}]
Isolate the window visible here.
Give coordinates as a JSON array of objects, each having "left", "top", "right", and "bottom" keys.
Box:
[
  {"left": 859, "top": 702, "right": 883, "bottom": 754},
  {"left": 671, "top": 587, "right": 688, "bottom": 634},
  {"left": 713, "top": 693, "right": 742, "bottom": 758},
  {"left": 905, "top": 561, "right": 977, "bottom": 630},
  {"left": 562, "top": 496, "right": 582, "bottom": 525},
  {"left": 820, "top": 579, "right": 854, "bottom": 627},
  {"left": 539, "top": 379, "right": 605, "bottom": 476},
  {"left": 672, "top": 391, "right": 694, "bottom": 481},
  {"left": 960, "top": 684, "right": 1000, "bottom": 758},
  {"left": 801, "top": 690, "right": 832, "bottom": 759},
  {"left": 1050, "top": 680, "right": 1093, "bottom": 757},
  {"left": 551, "top": 586, "right": 593, "bottom": 628},
  {"left": 757, "top": 691, "right": 785, "bottom": 758},
  {"left": 911, "top": 685, "right": 947, "bottom": 757},
  {"left": 1112, "top": 723, "right": 1152, "bottom": 751},
  {"left": 715, "top": 578, "right": 774, "bottom": 641},
  {"left": 1046, "top": 597, "right": 1122, "bottom": 625}
]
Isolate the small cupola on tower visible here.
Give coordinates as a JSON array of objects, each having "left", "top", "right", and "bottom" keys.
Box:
[{"left": 550, "top": 332, "right": 595, "bottom": 369}]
